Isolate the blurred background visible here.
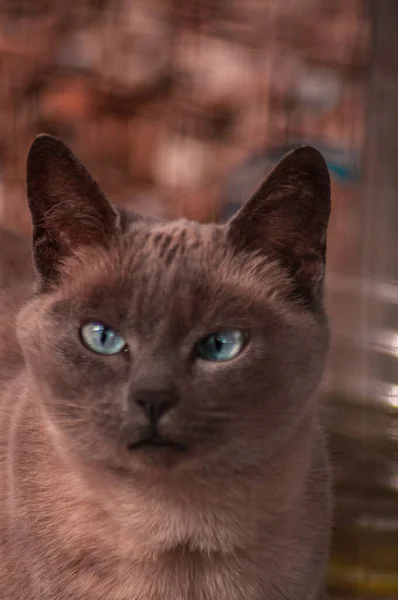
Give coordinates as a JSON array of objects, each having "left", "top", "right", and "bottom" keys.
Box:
[{"left": 0, "top": 0, "right": 396, "bottom": 597}]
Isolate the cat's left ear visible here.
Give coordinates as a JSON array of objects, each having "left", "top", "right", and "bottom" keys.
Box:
[
  {"left": 227, "top": 146, "right": 331, "bottom": 307},
  {"left": 26, "top": 134, "right": 118, "bottom": 286}
]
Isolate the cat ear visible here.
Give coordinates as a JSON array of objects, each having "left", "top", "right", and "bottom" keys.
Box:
[
  {"left": 227, "top": 146, "right": 331, "bottom": 308},
  {"left": 26, "top": 134, "right": 118, "bottom": 285}
]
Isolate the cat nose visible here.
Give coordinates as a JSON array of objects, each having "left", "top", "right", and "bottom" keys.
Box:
[{"left": 133, "top": 388, "right": 179, "bottom": 423}]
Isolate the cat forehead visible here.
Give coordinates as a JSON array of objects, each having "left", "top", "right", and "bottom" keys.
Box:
[
  {"left": 118, "top": 219, "right": 283, "bottom": 296},
  {"left": 123, "top": 218, "right": 220, "bottom": 266},
  {"left": 58, "top": 217, "right": 287, "bottom": 309}
]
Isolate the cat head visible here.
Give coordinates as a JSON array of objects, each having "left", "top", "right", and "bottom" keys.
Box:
[{"left": 18, "top": 134, "right": 330, "bottom": 476}]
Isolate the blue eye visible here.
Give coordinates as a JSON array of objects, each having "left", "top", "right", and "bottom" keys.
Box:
[
  {"left": 80, "top": 322, "right": 126, "bottom": 355},
  {"left": 196, "top": 330, "right": 247, "bottom": 362}
]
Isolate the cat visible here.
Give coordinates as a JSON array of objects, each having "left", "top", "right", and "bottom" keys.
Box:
[{"left": 0, "top": 134, "right": 332, "bottom": 600}]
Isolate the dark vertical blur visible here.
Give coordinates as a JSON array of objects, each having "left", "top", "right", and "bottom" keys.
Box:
[{"left": 1, "top": 1, "right": 396, "bottom": 598}]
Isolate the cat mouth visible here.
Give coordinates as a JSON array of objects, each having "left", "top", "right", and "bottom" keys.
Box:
[{"left": 127, "top": 432, "right": 187, "bottom": 453}]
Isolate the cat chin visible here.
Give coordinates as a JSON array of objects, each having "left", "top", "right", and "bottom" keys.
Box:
[
  {"left": 125, "top": 444, "right": 193, "bottom": 472},
  {"left": 66, "top": 436, "right": 207, "bottom": 477},
  {"left": 81, "top": 439, "right": 261, "bottom": 484},
  {"left": 45, "top": 410, "right": 228, "bottom": 477},
  {"left": 124, "top": 441, "right": 227, "bottom": 475}
]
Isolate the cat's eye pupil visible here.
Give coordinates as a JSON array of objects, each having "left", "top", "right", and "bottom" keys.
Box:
[
  {"left": 80, "top": 322, "right": 126, "bottom": 356},
  {"left": 100, "top": 329, "right": 109, "bottom": 345},
  {"left": 215, "top": 337, "right": 223, "bottom": 352},
  {"left": 196, "top": 330, "right": 247, "bottom": 362}
]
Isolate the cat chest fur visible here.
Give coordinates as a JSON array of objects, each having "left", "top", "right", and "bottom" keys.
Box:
[
  {"left": 4, "top": 476, "right": 259, "bottom": 600},
  {"left": 29, "top": 549, "right": 257, "bottom": 600}
]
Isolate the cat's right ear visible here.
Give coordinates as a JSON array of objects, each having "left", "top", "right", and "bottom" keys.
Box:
[
  {"left": 227, "top": 146, "right": 331, "bottom": 309},
  {"left": 26, "top": 134, "right": 119, "bottom": 286}
]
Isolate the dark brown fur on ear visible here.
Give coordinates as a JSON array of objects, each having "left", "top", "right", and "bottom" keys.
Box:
[
  {"left": 228, "top": 146, "right": 331, "bottom": 310},
  {"left": 26, "top": 134, "right": 118, "bottom": 287}
]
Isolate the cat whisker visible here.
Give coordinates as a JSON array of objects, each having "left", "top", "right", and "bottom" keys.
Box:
[
  {"left": 58, "top": 415, "right": 87, "bottom": 425},
  {"left": 60, "top": 402, "right": 86, "bottom": 411},
  {"left": 195, "top": 410, "right": 293, "bottom": 421}
]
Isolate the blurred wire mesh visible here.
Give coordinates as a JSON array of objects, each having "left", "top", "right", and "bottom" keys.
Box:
[
  {"left": 0, "top": 0, "right": 367, "bottom": 229},
  {"left": 2, "top": 0, "right": 398, "bottom": 598}
]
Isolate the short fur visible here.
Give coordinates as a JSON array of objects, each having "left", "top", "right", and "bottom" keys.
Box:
[{"left": 0, "top": 135, "right": 332, "bottom": 599}]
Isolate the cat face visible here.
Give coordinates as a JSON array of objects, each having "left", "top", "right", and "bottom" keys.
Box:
[{"left": 17, "top": 135, "right": 330, "bottom": 475}]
